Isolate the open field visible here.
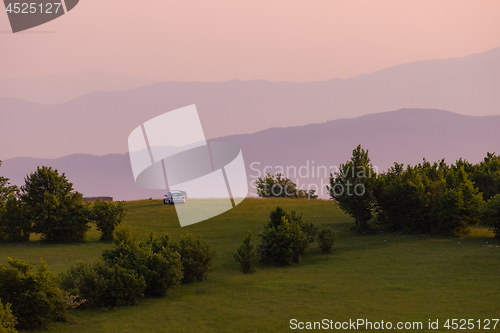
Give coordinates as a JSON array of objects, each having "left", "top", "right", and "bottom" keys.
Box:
[{"left": 0, "top": 198, "right": 498, "bottom": 332}]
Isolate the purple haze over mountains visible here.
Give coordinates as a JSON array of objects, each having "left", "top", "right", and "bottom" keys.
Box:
[
  {"left": 0, "top": 47, "right": 499, "bottom": 160},
  {"left": 2, "top": 109, "right": 499, "bottom": 200}
]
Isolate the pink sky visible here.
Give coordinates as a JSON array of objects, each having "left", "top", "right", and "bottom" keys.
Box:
[{"left": 1, "top": 0, "right": 500, "bottom": 81}]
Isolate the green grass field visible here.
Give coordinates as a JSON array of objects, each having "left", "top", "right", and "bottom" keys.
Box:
[{"left": 0, "top": 198, "right": 498, "bottom": 332}]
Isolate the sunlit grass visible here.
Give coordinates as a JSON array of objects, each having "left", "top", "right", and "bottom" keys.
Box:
[{"left": 0, "top": 198, "right": 498, "bottom": 332}]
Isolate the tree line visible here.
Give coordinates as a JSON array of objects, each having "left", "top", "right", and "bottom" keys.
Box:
[
  {"left": 0, "top": 163, "right": 126, "bottom": 243},
  {"left": 328, "top": 145, "right": 500, "bottom": 237}
]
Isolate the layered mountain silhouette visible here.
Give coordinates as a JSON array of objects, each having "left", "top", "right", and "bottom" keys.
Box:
[
  {"left": 0, "top": 72, "right": 157, "bottom": 104},
  {"left": 2, "top": 109, "right": 499, "bottom": 200},
  {"left": 1, "top": 47, "right": 499, "bottom": 160}
]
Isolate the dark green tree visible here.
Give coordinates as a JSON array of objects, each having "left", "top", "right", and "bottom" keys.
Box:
[
  {"left": 480, "top": 193, "right": 500, "bottom": 237},
  {"left": 90, "top": 200, "right": 128, "bottom": 241},
  {"left": 234, "top": 231, "right": 258, "bottom": 274},
  {"left": 327, "top": 145, "right": 376, "bottom": 230},
  {"left": 374, "top": 160, "right": 447, "bottom": 233},
  {"left": 435, "top": 167, "right": 483, "bottom": 236},
  {"left": 469, "top": 152, "right": 500, "bottom": 201},
  {"left": 0, "top": 196, "right": 30, "bottom": 242},
  {"left": 19, "top": 166, "right": 89, "bottom": 242}
]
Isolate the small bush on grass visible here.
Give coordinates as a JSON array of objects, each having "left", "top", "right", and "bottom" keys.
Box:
[
  {"left": 317, "top": 226, "right": 336, "bottom": 254},
  {"left": 90, "top": 200, "right": 128, "bottom": 241},
  {"left": 234, "top": 231, "right": 258, "bottom": 274},
  {"left": 59, "top": 258, "right": 146, "bottom": 308},
  {"left": 258, "top": 206, "right": 314, "bottom": 265},
  {"left": 171, "top": 233, "right": 216, "bottom": 283},
  {"left": 259, "top": 216, "right": 308, "bottom": 265},
  {"left": 0, "top": 300, "right": 17, "bottom": 333},
  {"left": 481, "top": 193, "right": 500, "bottom": 237},
  {"left": 102, "top": 230, "right": 183, "bottom": 297},
  {"left": 0, "top": 258, "right": 66, "bottom": 330},
  {"left": 269, "top": 206, "right": 317, "bottom": 243}
]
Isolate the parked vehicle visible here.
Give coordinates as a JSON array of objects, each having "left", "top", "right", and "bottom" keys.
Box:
[
  {"left": 172, "top": 190, "right": 188, "bottom": 199},
  {"left": 164, "top": 191, "right": 187, "bottom": 204}
]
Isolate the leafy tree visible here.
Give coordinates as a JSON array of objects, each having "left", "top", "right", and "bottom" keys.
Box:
[
  {"left": 374, "top": 159, "right": 482, "bottom": 236},
  {"left": 0, "top": 197, "right": 30, "bottom": 242},
  {"left": 327, "top": 145, "right": 376, "bottom": 230},
  {"left": 19, "top": 166, "right": 89, "bottom": 242},
  {"left": 0, "top": 258, "right": 66, "bottom": 330},
  {"left": 434, "top": 167, "right": 483, "bottom": 236},
  {"left": 317, "top": 226, "right": 336, "bottom": 255},
  {"left": 234, "top": 231, "right": 258, "bottom": 274},
  {"left": 374, "top": 160, "right": 447, "bottom": 233},
  {"left": 469, "top": 152, "right": 500, "bottom": 201},
  {"left": 0, "top": 299, "right": 17, "bottom": 333},
  {"left": 90, "top": 200, "right": 128, "bottom": 241},
  {"left": 480, "top": 193, "right": 500, "bottom": 237},
  {"left": 0, "top": 161, "right": 17, "bottom": 208},
  {"left": 171, "top": 233, "right": 216, "bottom": 283},
  {"left": 256, "top": 173, "right": 317, "bottom": 199}
]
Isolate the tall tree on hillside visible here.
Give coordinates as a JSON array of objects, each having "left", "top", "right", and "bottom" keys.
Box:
[
  {"left": 20, "top": 166, "right": 89, "bottom": 242},
  {"left": 327, "top": 145, "right": 376, "bottom": 230}
]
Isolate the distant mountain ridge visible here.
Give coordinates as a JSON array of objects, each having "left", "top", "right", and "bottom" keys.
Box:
[
  {"left": 1, "top": 46, "right": 499, "bottom": 159},
  {"left": 2, "top": 109, "right": 499, "bottom": 200},
  {"left": 0, "top": 72, "right": 158, "bottom": 105}
]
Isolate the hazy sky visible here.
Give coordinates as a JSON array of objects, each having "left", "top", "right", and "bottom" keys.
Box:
[{"left": 1, "top": 0, "right": 499, "bottom": 81}]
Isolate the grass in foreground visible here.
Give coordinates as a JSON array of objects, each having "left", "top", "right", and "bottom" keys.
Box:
[{"left": 0, "top": 198, "right": 498, "bottom": 332}]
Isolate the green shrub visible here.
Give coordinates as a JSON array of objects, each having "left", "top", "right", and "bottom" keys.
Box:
[
  {"left": 256, "top": 173, "right": 318, "bottom": 198},
  {"left": 0, "top": 258, "right": 66, "bottom": 330},
  {"left": 102, "top": 231, "right": 183, "bottom": 297},
  {"left": 90, "top": 200, "right": 128, "bottom": 241},
  {"left": 234, "top": 231, "right": 258, "bottom": 274},
  {"left": 259, "top": 215, "right": 308, "bottom": 265},
  {"left": 20, "top": 166, "right": 89, "bottom": 242},
  {"left": 171, "top": 233, "right": 216, "bottom": 283},
  {"left": 481, "top": 194, "right": 500, "bottom": 237},
  {"left": 258, "top": 206, "right": 312, "bottom": 265},
  {"left": 0, "top": 300, "right": 17, "bottom": 333},
  {"left": 59, "top": 258, "right": 146, "bottom": 308},
  {"left": 317, "top": 226, "right": 336, "bottom": 254},
  {"left": 269, "top": 206, "right": 317, "bottom": 243}
]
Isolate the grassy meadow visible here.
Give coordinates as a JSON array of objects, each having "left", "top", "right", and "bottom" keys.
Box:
[{"left": 0, "top": 198, "right": 498, "bottom": 332}]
